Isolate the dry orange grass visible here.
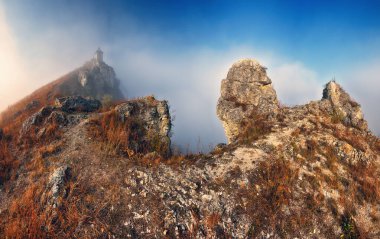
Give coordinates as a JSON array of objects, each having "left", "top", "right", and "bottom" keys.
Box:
[
  {"left": 4, "top": 183, "right": 49, "bottom": 238},
  {"left": 205, "top": 212, "right": 221, "bottom": 229},
  {"left": 0, "top": 140, "right": 18, "bottom": 186},
  {"left": 238, "top": 156, "right": 303, "bottom": 237}
]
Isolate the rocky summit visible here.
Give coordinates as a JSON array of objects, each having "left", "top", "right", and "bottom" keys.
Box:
[{"left": 0, "top": 57, "right": 379, "bottom": 238}]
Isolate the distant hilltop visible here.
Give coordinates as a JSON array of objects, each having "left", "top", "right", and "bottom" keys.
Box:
[
  {"left": 0, "top": 48, "right": 125, "bottom": 126},
  {"left": 57, "top": 48, "right": 124, "bottom": 101}
]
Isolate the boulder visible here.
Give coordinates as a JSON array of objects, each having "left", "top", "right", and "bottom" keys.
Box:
[
  {"left": 217, "top": 59, "right": 279, "bottom": 143},
  {"left": 48, "top": 166, "right": 71, "bottom": 207},
  {"left": 55, "top": 96, "right": 101, "bottom": 113},
  {"left": 322, "top": 81, "right": 367, "bottom": 130}
]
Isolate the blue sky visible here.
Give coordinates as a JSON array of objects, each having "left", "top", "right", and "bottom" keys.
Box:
[{"left": 1, "top": 0, "right": 380, "bottom": 150}]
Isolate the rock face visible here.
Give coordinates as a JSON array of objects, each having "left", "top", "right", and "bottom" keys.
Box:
[
  {"left": 217, "top": 59, "right": 279, "bottom": 143},
  {"left": 322, "top": 81, "right": 367, "bottom": 130},
  {"left": 76, "top": 57, "right": 122, "bottom": 99},
  {"left": 55, "top": 96, "right": 101, "bottom": 113},
  {"left": 115, "top": 96, "right": 172, "bottom": 156},
  {"left": 20, "top": 97, "right": 101, "bottom": 137}
]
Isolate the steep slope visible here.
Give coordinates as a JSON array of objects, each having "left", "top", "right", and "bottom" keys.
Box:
[{"left": 0, "top": 59, "right": 379, "bottom": 238}]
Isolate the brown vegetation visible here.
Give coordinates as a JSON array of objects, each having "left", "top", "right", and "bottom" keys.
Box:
[
  {"left": 0, "top": 140, "right": 18, "bottom": 186},
  {"left": 237, "top": 112, "right": 273, "bottom": 144},
  {"left": 238, "top": 156, "right": 302, "bottom": 237}
]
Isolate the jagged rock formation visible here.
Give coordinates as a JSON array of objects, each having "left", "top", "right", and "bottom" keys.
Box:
[
  {"left": 20, "top": 96, "right": 101, "bottom": 137},
  {"left": 114, "top": 96, "right": 172, "bottom": 157},
  {"left": 55, "top": 96, "right": 101, "bottom": 113},
  {"left": 217, "top": 59, "right": 369, "bottom": 144},
  {"left": 0, "top": 58, "right": 379, "bottom": 238},
  {"left": 322, "top": 80, "right": 367, "bottom": 130},
  {"left": 19, "top": 96, "right": 171, "bottom": 156},
  {"left": 217, "top": 59, "right": 279, "bottom": 143}
]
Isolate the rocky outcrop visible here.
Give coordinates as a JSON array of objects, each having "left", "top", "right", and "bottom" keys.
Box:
[
  {"left": 217, "top": 60, "right": 370, "bottom": 144},
  {"left": 55, "top": 96, "right": 101, "bottom": 113},
  {"left": 322, "top": 81, "right": 367, "bottom": 130},
  {"left": 20, "top": 97, "right": 101, "bottom": 136},
  {"left": 115, "top": 96, "right": 172, "bottom": 156},
  {"left": 46, "top": 49, "right": 124, "bottom": 103},
  {"left": 24, "top": 100, "right": 40, "bottom": 111},
  {"left": 217, "top": 59, "right": 279, "bottom": 143},
  {"left": 19, "top": 95, "right": 172, "bottom": 156},
  {"left": 21, "top": 106, "right": 55, "bottom": 134}
]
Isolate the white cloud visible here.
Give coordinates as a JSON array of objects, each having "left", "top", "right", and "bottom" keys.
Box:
[
  {"left": 3, "top": 1, "right": 377, "bottom": 151},
  {"left": 108, "top": 44, "right": 326, "bottom": 151},
  {"left": 268, "top": 62, "right": 322, "bottom": 106},
  {"left": 343, "top": 60, "right": 380, "bottom": 136}
]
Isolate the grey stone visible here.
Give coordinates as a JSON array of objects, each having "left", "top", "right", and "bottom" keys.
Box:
[
  {"left": 322, "top": 81, "right": 367, "bottom": 130},
  {"left": 21, "top": 106, "right": 54, "bottom": 134},
  {"left": 115, "top": 96, "right": 172, "bottom": 156},
  {"left": 217, "top": 59, "right": 279, "bottom": 143},
  {"left": 55, "top": 96, "right": 101, "bottom": 113},
  {"left": 24, "top": 100, "right": 40, "bottom": 111},
  {"left": 49, "top": 166, "right": 71, "bottom": 201}
]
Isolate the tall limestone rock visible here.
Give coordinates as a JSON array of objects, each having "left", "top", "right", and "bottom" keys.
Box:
[
  {"left": 217, "top": 59, "right": 279, "bottom": 143},
  {"left": 322, "top": 81, "right": 367, "bottom": 130}
]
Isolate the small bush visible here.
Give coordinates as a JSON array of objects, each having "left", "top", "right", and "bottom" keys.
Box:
[
  {"left": 340, "top": 212, "right": 360, "bottom": 239},
  {"left": 88, "top": 110, "right": 138, "bottom": 156},
  {"left": 331, "top": 110, "right": 345, "bottom": 124},
  {"left": 237, "top": 111, "right": 273, "bottom": 144},
  {"left": 88, "top": 110, "right": 170, "bottom": 158}
]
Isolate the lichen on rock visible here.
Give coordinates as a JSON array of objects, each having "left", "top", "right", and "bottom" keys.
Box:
[
  {"left": 217, "top": 59, "right": 279, "bottom": 143},
  {"left": 322, "top": 80, "right": 367, "bottom": 130}
]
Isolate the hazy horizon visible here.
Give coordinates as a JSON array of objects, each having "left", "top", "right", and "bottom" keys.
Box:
[{"left": 1, "top": 0, "right": 380, "bottom": 151}]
